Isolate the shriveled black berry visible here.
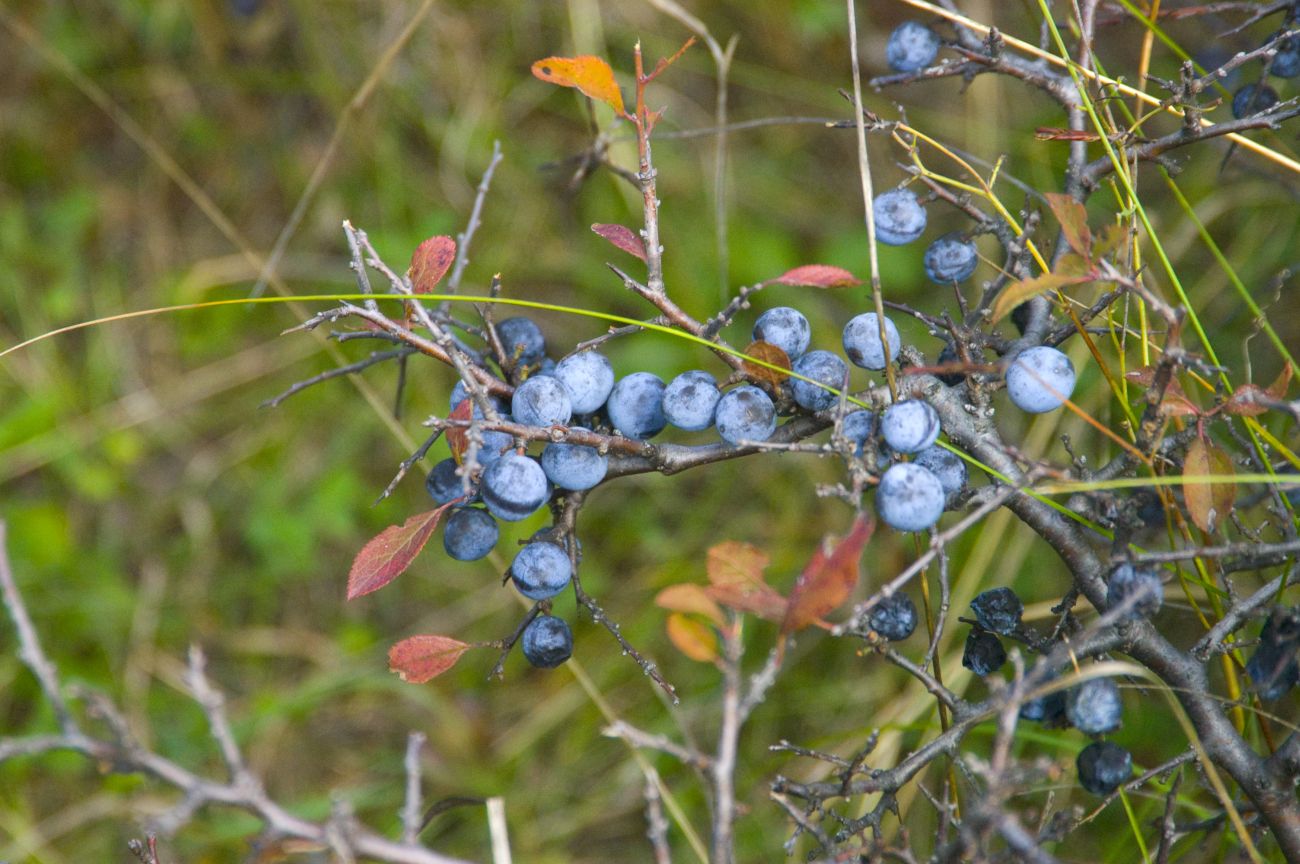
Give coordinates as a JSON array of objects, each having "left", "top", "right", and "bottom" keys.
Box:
[
  {"left": 970, "top": 587, "right": 1023, "bottom": 635},
  {"left": 962, "top": 628, "right": 1006, "bottom": 676}
]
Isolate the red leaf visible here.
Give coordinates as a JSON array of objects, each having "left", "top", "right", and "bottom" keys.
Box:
[
  {"left": 666, "top": 614, "right": 719, "bottom": 663},
  {"left": 1184, "top": 435, "right": 1235, "bottom": 534},
  {"left": 409, "top": 235, "right": 456, "bottom": 294},
  {"left": 742, "top": 340, "right": 792, "bottom": 386},
  {"left": 1046, "top": 193, "right": 1092, "bottom": 259},
  {"left": 388, "top": 635, "right": 471, "bottom": 683},
  {"left": 705, "top": 540, "right": 787, "bottom": 622},
  {"left": 591, "top": 223, "right": 647, "bottom": 261},
  {"left": 781, "top": 514, "right": 874, "bottom": 635},
  {"left": 655, "top": 583, "right": 725, "bottom": 626},
  {"left": 771, "top": 264, "right": 862, "bottom": 288},
  {"left": 348, "top": 507, "right": 451, "bottom": 600},
  {"left": 446, "top": 398, "right": 474, "bottom": 464},
  {"left": 531, "top": 55, "right": 626, "bottom": 114}
]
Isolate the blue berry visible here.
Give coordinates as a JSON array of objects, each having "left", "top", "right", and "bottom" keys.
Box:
[
  {"left": 839, "top": 409, "right": 877, "bottom": 455},
  {"left": 886, "top": 21, "right": 940, "bottom": 73},
  {"left": 873, "top": 188, "right": 927, "bottom": 246},
  {"left": 481, "top": 452, "right": 549, "bottom": 522},
  {"left": 753, "top": 307, "right": 811, "bottom": 361},
  {"left": 607, "top": 372, "right": 667, "bottom": 439},
  {"left": 1232, "top": 83, "right": 1279, "bottom": 118},
  {"left": 554, "top": 351, "right": 614, "bottom": 414},
  {"left": 443, "top": 507, "right": 499, "bottom": 561},
  {"left": 663, "top": 370, "right": 722, "bottom": 431},
  {"left": 962, "top": 628, "right": 1006, "bottom": 676},
  {"left": 1270, "top": 32, "right": 1300, "bottom": 78},
  {"left": 935, "top": 343, "right": 966, "bottom": 386},
  {"left": 1107, "top": 563, "right": 1163, "bottom": 620},
  {"left": 870, "top": 593, "right": 917, "bottom": 641},
  {"left": 876, "top": 463, "right": 945, "bottom": 532},
  {"left": 521, "top": 614, "right": 573, "bottom": 668},
  {"left": 495, "top": 317, "right": 547, "bottom": 368},
  {"left": 843, "top": 312, "right": 902, "bottom": 370},
  {"left": 540, "top": 431, "right": 608, "bottom": 491},
  {"left": 1246, "top": 608, "right": 1300, "bottom": 699},
  {"left": 510, "top": 541, "right": 572, "bottom": 600},
  {"left": 970, "top": 587, "right": 1023, "bottom": 635},
  {"left": 715, "top": 385, "right": 777, "bottom": 445},
  {"left": 1077, "top": 742, "right": 1132, "bottom": 796},
  {"left": 511, "top": 375, "right": 572, "bottom": 427},
  {"left": 792, "top": 350, "right": 849, "bottom": 412},
  {"left": 1020, "top": 687, "right": 1070, "bottom": 727},
  {"left": 426, "top": 457, "right": 474, "bottom": 505},
  {"left": 880, "top": 400, "right": 941, "bottom": 454},
  {"left": 1006, "top": 346, "right": 1076, "bottom": 413},
  {"left": 923, "top": 233, "right": 979, "bottom": 283},
  {"left": 1067, "top": 677, "right": 1123, "bottom": 735},
  {"left": 914, "top": 445, "right": 967, "bottom": 496}
]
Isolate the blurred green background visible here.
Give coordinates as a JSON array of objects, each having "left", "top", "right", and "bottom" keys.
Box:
[{"left": 2, "top": 0, "right": 1298, "bottom": 861}]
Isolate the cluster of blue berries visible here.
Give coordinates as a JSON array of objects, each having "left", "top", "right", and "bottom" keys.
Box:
[{"left": 1229, "top": 16, "right": 1300, "bottom": 119}]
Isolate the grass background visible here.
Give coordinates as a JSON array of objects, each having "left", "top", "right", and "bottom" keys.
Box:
[{"left": 1, "top": 0, "right": 1298, "bottom": 860}]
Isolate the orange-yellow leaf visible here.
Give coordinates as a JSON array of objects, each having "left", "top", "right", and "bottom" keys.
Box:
[
  {"left": 781, "top": 514, "right": 874, "bottom": 635},
  {"left": 991, "top": 272, "right": 1083, "bottom": 323},
  {"left": 655, "top": 583, "right": 725, "bottom": 626},
  {"left": 1268, "top": 361, "right": 1294, "bottom": 399},
  {"left": 531, "top": 55, "right": 625, "bottom": 114},
  {"left": 771, "top": 264, "right": 862, "bottom": 288},
  {"left": 1184, "top": 436, "right": 1235, "bottom": 534},
  {"left": 409, "top": 235, "right": 456, "bottom": 294},
  {"left": 1091, "top": 223, "right": 1126, "bottom": 260},
  {"left": 742, "top": 341, "right": 792, "bottom": 386},
  {"left": 705, "top": 540, "right": 786, "bottom": 621},
  {"left": 388, "top": 635, "right": 471, "bottom": 683},
  {"left": 666, "top": 613, "right": 719, "bottom": 663},
  {"left": 1046, "top": 192, "right": 1092, "bottom": 259},
  {"left": 591, "top": 223, "right": 646, "bottom": 261},
  {"left": 348, "top": 507, "right": 452, "bottom": 600}
]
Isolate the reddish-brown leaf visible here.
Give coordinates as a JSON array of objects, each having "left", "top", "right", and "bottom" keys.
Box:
[
  {"left": 1268, "top": 361, "right": 1294, "bottom": 399},
  {"left": 348, "top": 507, "right": 451, "bottom": 600},
  {"left": 666, "top": 613, "right": 719, "bottom": 663},
  {"left": 742, "top": 340, "right": 792, "bottom": 386},
  {"left": 990, "top": 272, "right": 1082, "bottom": 323},
  {"left": 1184, "top": 436, "right": 1235, "bottom": 534},
  {"left": 1046, "top": 193, "right": 1092, "bottom": 259},
  {"left": 531, "top": 55, "right": 625, "bottom": 114},
  {"left": 770, "top": 264, "right": 862, "bottom": 288},
  {"left": 1125, "top": 367, "right": 1200, "bottom": 417},
  {"left": 591, "top": 223, "right": 647, "bottom": 261},
  {"left": 655, "top": 583, "right": 725, "bottom": 626},
  {"left": 705, "top": 540, "right": 786, "bottom": 621},
  {"left": 1223, "top": 385, "right": 1272, "bottom": 417},
  {"left": 445, "top": 398, "right": 473, "bottom": 464},
  {"left": 388, "top": 635, "right": 471, "bottom": 683},
  {"left": 409, "top": 235, "right": 456, "bottom": 294},
  {"left": 781, "top": 514, "right": 874, "bottom": 635}
]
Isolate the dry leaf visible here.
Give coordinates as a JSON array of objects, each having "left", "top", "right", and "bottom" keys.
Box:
[
  {"left": 1184, "top": 436, "right": 1235, "bottom": 533},
  {"left": 666, "top": 613, "right": 719, "bottom": 663},
  {"left": 531, "top": 55, "right": 625, "bottom": 114},
  {"left": 1046, "top": 193, "right": 1092, "bottom": 258},
  {"left": 742, "top": 341, "right": 792, "bottom": 386},
  {"left": 655, "top": 583, "right": 725, "bottom": 626},
  {"left": 409, "top": 235, "right": 456, "bottom": 294},
  {"left": 705, "top": 540, "right": 786, "bottom": 621},
  {"left": 445, "top": 399, "right": 473, "bottom": 464},
  {"left": 781, "top": 515, "right": 874, "bottom": 635},
  {"left": 991, "top": 272, "right": 1080, "bottom": 323}
]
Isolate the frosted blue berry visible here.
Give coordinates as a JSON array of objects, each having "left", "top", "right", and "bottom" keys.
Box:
[
  {"left": 843, "top": 312, "right": 901, "bottom": 370},
  {"left": 880, "top": 400, "right": 941, "bottom": 454},
  {"left": 1067, "top": 677, "right": 1123, "bottom": 735},
  {"left": 607, "top": 372, "right": 667, "bottom": 439},
  {"left": 873, "top": 188, "right": 927, "bottom": 246},
  {"left": 753, "top": 307, "right": 811, "bottom": 361},
  {"left": 914, "top": 445, "right": 967, "bottom": 496},
  {"left": 870, "top": 593, "right": 917, "bottom": 641},
  {"left": 540, "top": 430, "right": 608, "bottom": 491},
  {"left": 521, "top": 615, "right": 573, "bottom": 668},
  {"left": 839, "top": 410, "right": 876, "bottom": 455},
  {"left": 923, "top": 233, "right": 979, "bottom": 283},
  {"left": 443, "top": 507, "right": 499, "bottom": 561},
  {"left": 511, "top": 375, "right": 572, "bottom": 427},
  {"left": 554, "top": 351, "right": 614, "bottom": 414},
  {"left": 1270, "top": 32, "right": 1300, "bottom": 78},
  {"left": 886, "top": 21, "right": 940, "bottom": 73},
  {"left": 715, "top": 385, "right": 777, "bottom": 445},
  {"left": 1006, "top": 346, "right": 1076, "bottom": 413},
  {"left": 962, "top": 628, "right": 1006, "bottom": 676},
  {"left": 970, "top": 587, "right": 1023, "bottom": 636},
  {"left": 510, "top": 541, "right": 572, "bottom": 600},
  {"left": 1020, "top": 687, "right": 1069, "bottom": 727},
  {"left": 792, "top": 350, "right": 848, "bottom": 412},
  {"left": 876, "top": 463, "right": 945, "bottom": 532},
  {"left": 426, "top": 457, "right": 474, "bottom": 505},
  {"left": 495, "top": 317, "right": 546, "bottom": 368},
  {"left": 663, "top": 370, "right": 721, "bottom": 431},
  {"left": 481, "top": 452, "right": 549, "bottom": 522},
  {"left": 1077, "top": 742, "right": 1132, "bottom": 795},
  {"left": 1107, "top": 563, "right": 1162, "bottom": 620},
  {"left": 1232, "top": 83, "right": 1279, "bottom": 118}
]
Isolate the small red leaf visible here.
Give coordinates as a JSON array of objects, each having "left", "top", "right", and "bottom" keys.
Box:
[
  {"left": 771, "top": 264, "right": 862, "bottom": 288},
  {"left": 655, "top": 583, "right": 725, "bottom": 626},
  {"left": 409, "top": 235, "right": 457, "bottom": 294},
  {"left": 348, "top": 507, "right": 451, "bottom": 600},
  {"left": 666, "top": 614, "right": 719, "bottom": 663},
  {"left": 388, "top": 635, "right": 471, "bottom": 683},
  {"left": 446, "top": 398, "right": 474, "bottom": 464},
  {"left": 1184, "top": 436, "right": 1235, "bottom": 534},
  {"left": 591, "top": 223, "right": 647, "bottom": 261},
  {"left": 1223, "top": 385, "right": 1271, "bottom": 417},
  {"left": 1125, "top": 366, "right": 1200, "bottom": 417},
  {"left": 1046, "top": 193, "right": 1092, "bottom": 259},
  {"left": 781, "top": 514, "right": 874, "bottom": 635},
  {"left": 742, "top": 340, "right": 792, "bottom": 386},
  {"left": 531, "top": 55, "right": 626, "bottom": 114},
  {"left": 705, "top": 540, "right": 786, "bottom": 621}
]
